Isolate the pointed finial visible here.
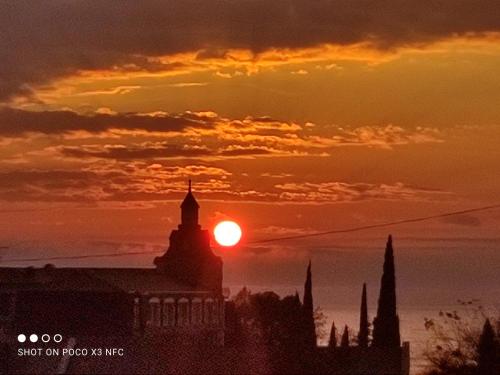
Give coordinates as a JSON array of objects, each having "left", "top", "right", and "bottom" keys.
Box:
[{"left": 188, "top": 179, "right": 192, "bottom": 192}]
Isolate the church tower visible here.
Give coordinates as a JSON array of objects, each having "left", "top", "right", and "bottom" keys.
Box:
[
  {"left": 180, "top": 180, "right": 199, "bottom": 229},
  {"left": 154, "top": 181, "right": 222, "bottom": 291}
]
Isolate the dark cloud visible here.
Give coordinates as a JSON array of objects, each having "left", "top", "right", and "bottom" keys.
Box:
[
  {"left": 60, "top": 144, "right": 213, "bottom": 160},
  {"left": 60, "top": 144, "right": 277, "bottom": 159},
  {"left": 219, "top": 147, "right": 274, "bottom": 156},
  {"left": 244, "top": 246, "right": 275, "bottom": 255},
  {"left": 1, "top": 1, "right": 500, "bottom": 100},
  {"left": 0, "top": 169, "right": 112, "bottom": 202},
  {"left": 0, "top": 107, "right": 214, "bottom": 135},
  {"left": 0, "top": 167, "right": 449, "bottom": 204},
  {"left": 0, "top": 166, "right": 228, "bottom": 202},
  {"left": 275, "top": 181, "right": 450, "bottom": 203}
]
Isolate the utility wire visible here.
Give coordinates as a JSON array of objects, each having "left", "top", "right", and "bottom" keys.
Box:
[
  {"left": 1, "top": 203, "right": 500, "bottom": 264},
  {"left": 0, "top": 250, "right": 161, "bottom": 263},
  {"left": 251, "top": 203, "right": 500, "bottom": 243}
]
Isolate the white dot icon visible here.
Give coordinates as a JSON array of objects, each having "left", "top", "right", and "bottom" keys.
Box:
[
  {"left": 30, "top": 334, "right": 38, "bottom": 343},
  {"left": 17, "top": 334, "right": 26, "bottom": 343}
]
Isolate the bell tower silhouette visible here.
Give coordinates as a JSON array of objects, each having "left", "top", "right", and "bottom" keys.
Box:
[
  {"left": 154, "top": 181, "right": 222, "bottom": 291},
  {"left": 180, "top": 180, "right": 200, "bottom": 229}
]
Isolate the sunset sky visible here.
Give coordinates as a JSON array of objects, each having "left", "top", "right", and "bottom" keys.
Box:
[{"left": 1, "top": 1, "right": 499, "bottom": 308}]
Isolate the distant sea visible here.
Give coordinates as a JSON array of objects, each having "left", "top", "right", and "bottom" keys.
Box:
[{"left": 228, "top": 284, "right": 498, "bottom": 375}]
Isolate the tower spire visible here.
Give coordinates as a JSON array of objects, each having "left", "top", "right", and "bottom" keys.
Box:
[{"left": 180, "top": 179, "right": 199, "bottom": 228}]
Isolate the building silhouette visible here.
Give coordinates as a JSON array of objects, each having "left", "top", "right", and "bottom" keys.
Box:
[
  {"left": 154, "top": 180, "right": 223, "bottom": 292},
  {"left": 0, "top": 184, "right": 225, "bottom": 345}
]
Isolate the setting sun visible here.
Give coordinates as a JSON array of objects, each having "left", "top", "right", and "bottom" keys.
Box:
[{"left": 214, "top": 221, "right": 242, "bottom": 247}]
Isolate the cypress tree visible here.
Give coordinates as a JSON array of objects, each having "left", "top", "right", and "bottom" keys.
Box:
[
  {"left": 341, "top": 325, "right": 349, "bottom": 348},
  {"left": 477, "top": 319, "right": 497, "bottom": 375},
  {"left": 303, "top": 261, "right": 313, "bottom": 314},
  {"left": 303, "top": 260, "right": 317, "bottom": 348},
  {"left": 329, "top": 320, "right": 337, "bottom": 349},
  {"left": 372, "top": 235, "right": 401, "bottom": 347},
  {"left": 358, "top": 283, "right": 369, "bottom": 348}
]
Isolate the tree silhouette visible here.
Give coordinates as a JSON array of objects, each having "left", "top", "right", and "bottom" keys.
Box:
[
  {"left": 303, "top": 260, "right": 317, "bottom": 348},
  {"left": 478, "top": 319, "right": 498, "bottom": 375},
  {"left": 422, "top": 301, "right": 499, "bottom": 375},
  {"left": 228, "top": 287, "right": 318, "bottom": 374},
  {"left": 294, "top": 291, "right": 301, "bottom": 306},
  {"left": 341, "top": 325, "right": 349, "bottom": 348},
  {"left": 358, "top": 283, "right": 369, "bottom": 348},
  {"left": 329, "top": 320, "right": 337, "bottom": 349},
  {"left": 372, "top": 235, "right": 400, "bottom": 347}
]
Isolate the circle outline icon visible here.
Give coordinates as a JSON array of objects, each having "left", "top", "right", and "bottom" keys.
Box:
[
  {"left": 41, "top": 334, "right": 50, "bottom": 343},
  {"left": 53, "top": 334, "right": 62, "bottom": 343}
]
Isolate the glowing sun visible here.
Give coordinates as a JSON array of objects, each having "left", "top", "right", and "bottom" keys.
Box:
[{"left": 214, "top": 221, "right": 242, "bottom": 247}]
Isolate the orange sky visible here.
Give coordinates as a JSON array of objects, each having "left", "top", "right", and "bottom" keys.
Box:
[{"left": 1, "top": 1, "right": 499, "bottom": 307}]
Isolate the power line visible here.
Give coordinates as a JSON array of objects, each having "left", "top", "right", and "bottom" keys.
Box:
[
  {"left": 1, "top": 203, "right": 500, "bottom": 264},
  {"left": 251, "top": 203, "right": 500, "bottom": 243},
  {"left": 0, "top": 250, "right": 161, "bottom": 263}
]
